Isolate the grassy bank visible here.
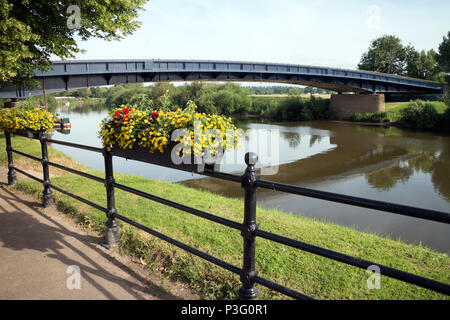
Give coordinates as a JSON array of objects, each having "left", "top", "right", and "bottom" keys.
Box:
[
  {"left": 1, "top": 133, "right": 449, "bottom": 300},
  {"left": 386, "top": 101, "right": 448, "bottom": 121}
]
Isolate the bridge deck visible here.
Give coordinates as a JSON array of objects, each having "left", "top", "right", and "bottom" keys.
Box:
[{"left": 0, "top": 59, "right": 443, "bottom": 98}]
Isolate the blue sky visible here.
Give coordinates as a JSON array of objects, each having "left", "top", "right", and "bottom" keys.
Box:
[{"left": 73, "top": 0, "right": 450, "bottom": 70}]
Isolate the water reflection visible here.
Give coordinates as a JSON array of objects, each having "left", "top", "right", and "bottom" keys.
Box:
[
  {"left": 364, "top": 148, "right": 450, "bottom": 203},
  {"left": 282, "top": 132, "right": 301, "bottom": 148},
  {"left": 365, "top": 158, "right": 415, "bottom": 191},
  {"left": 432, "top": 145, "right": 450, "bottom": 202}
]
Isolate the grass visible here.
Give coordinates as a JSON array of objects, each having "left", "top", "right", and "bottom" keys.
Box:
[
  {"left": 386, "top": 101, "right": 448, "bottom": 121},
  {"left": 1, "top": 132, "right": 449, "bottom": 300}
]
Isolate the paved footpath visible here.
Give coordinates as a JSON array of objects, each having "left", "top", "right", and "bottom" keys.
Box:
[{"left": 0, "top": 168, "right": 196, "bottom": 300}]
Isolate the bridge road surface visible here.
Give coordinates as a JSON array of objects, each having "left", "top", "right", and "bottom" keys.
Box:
[{"left": 0, "top": 167, "right": 192, "bottom": 300}]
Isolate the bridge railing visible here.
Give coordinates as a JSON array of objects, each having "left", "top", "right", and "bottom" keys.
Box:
[{"left": 4, "top": 129, "right": 450, "bottom": 299}]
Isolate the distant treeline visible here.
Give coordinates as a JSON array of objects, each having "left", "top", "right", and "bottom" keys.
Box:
[
  {"left": 247, "top": 85, "right": 332, "bottom": 95},
  {"left": 54, "top": 82, "right": 336, "bottom": 121}
]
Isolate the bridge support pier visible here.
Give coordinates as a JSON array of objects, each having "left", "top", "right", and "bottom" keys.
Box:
[{"left": 330, "top": 94, "right": 385, "bottom": 120}]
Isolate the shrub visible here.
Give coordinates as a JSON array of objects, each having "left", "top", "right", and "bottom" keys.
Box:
[
  {"left": 399, "top": 100, "right": 440, "bottom": 129},
  {"left": 261, "top": 97, "right": 332, "bottom": 121},
  {"left": 438, "top": 107, "right": 450, "bottom": 131},
  {"left": 351, "top": 112, "right": 389, "bottom": 123}
]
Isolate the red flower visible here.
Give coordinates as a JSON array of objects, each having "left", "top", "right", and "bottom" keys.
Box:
[
  {"left": 115, "top": 111, "right": 120, "bottom": 118},
  {"left": 123, "top": 107, "right": 130, "bottom": 115},
  {"left": 152, "top": 111, "right": 158, "bottom": 117}
]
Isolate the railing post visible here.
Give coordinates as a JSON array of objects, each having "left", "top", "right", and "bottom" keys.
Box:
[
  {"left": 5, "top": 131, "right": 17, "bottom": 186},
  {"left": 103, "top": 148, "right": 120, "bottom": 248},
  {"left": 40, "top": 127, "right": 54, "bottom": 208},
  {"left": 238, "top": 152, "right": 259, "bottom": 300}
]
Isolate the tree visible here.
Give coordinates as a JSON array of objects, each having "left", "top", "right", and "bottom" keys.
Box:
[
  {"left": 436, "top": 31, "right": 450, "bottom": 83},
  {"left": 406, "top": 49, "right": 440, "bottom": 81},
  {"left": 358, "top": 35, "right": 413, "bottom": 75},
  {"left": 0, "top": 0, "right": 148, "bottom": 86}
]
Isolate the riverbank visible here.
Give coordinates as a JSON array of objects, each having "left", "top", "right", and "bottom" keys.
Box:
[
  {"left": 1, "top": 132, "right": 449, "bottom": 300},
  {"left": 386, "top": 101, "right": 448, "bottom": 121}
]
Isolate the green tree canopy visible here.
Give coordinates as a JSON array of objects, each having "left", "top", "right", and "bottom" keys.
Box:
[
  {"left": 0, "top": 0, "right": 148, "bottom": 86},
  {"left": 406, "top": 49, "right": 440, "bottom": 81},
  {"left": 358, "top": 35, "right": 413, "bottom": 75},
  {"left": 437, "top": 31, "right": 450, "bottom": 73}
]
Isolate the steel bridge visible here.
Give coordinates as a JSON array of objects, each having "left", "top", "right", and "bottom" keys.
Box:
[{"left": 0, "top": 59, "right": 444, "bottom": 99}]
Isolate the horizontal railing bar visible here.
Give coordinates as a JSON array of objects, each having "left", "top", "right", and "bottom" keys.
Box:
[
  {"left": 114, "top": 212, "right": 242, "bottom": 275},
  {"left": 252, "top": 275, "right": 314, "bottom": 300},
  {"left": 256, "top": 180, "right": 450, "bottom": 224},
  {"left": 49, "top": 183, "right": 108, "bottom": 213},
  {"left": 254, "top": 228, "right": 450, "bottom": 296},
  {"left": 11, "top": 149, "right": 41, "bottom": 162},
  {"left": 12, "top": 167, "right": 43, "bottom": 183},
  {"left": 201, "top": 169, "right": 242, "bottom": 183},
  {"left": 47, "top": 161, "right": 105, "bottom": 184},
  {"left": 112, "top": 181, "right": 243, "bottom": 231},
  {"left": 46, "top": 138, "right": 104, "bottom": 153}
]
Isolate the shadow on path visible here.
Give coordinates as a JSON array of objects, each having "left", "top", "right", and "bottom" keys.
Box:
[{"left": 0, "top": 185, "right": 186, "bottom": 300}]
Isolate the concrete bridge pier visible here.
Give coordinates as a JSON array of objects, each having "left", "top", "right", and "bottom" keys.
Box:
[{"left": 330, "top": 94, "right": 386, "bottom": 120}]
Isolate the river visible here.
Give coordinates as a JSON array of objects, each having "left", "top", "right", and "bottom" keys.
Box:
[{"left": 50, "top": 109, "right": 450, "bottom": 253}]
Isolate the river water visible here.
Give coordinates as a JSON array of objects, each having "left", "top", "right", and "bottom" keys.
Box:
[{"left": 50, "top": 109, "right": 450, "bottom": 253}]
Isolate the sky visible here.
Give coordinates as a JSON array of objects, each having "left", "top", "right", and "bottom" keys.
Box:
[{"left": 71, "top": 0, "right": 450, "bottom": 70}]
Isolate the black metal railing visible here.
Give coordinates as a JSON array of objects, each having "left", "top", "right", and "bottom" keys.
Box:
[{"left": 4, "top": 128, "right": 450, "bottom": 300}]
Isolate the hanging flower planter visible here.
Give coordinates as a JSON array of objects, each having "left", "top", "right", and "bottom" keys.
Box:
[
  {"left": 99, "top": 103, "right": 241, "bottom": 173},
  {"left": 0, "top": 107, "right": 54, "bottom": 138},
  {"left": 111, "top": 141, "right": 223, "bottom": 173}
]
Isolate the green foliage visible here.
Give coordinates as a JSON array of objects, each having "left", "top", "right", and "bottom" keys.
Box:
[
  {"left": 262, "top": 96, "right": 334, "bottom": 120},
  {"left": 72, "top": 82, "right": 335, "bottom": 120},
  {"left": 406, "top": 49, "right": 440, "bottom": 81},
  {"left": 358, "top": 35, "right": 413, "bottom": 75},
  {"left": 0, "top": 0, "right": 148, "bottom": 85},
  {"left": 133, "top": 94, "right": 155, "bottom": 112},
  {"left": 18, "top": 95, "right": 58, "bottom": 112},
  {"left": 70, "top": 88, "right": 92, "bottom": 98},
  {"left": 438, "top": 95, "right": 450, "bottom": 130},
  {"left": 438, "top": 107, "right": 450, "bottom": 130},
  {"left": 436, "top": 31, "right": 450, "bottom": 74},
  {"left": 400, "top": 100, "right": 440, "bottom": 129},
  {"left": 358, "top": 34, "right": 445, "bottom": 81},
  {"left": 444, "top": 94, "right": 450, "bottom": 108},
  {"left": 104, "top": 83, "right": 149, "bottom": 107},
  {"left": 352, "top": 112, "right": 389, "bottom": 123},
  {"left": 247, "top": 85, "right": 330, "bottom": 95}
]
